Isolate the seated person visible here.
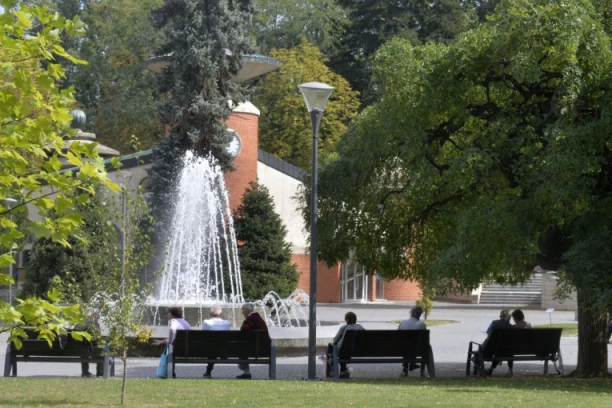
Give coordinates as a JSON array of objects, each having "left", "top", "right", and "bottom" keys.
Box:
[
  {"left": 77, "top": 311, "right": 102, "bottom": 378},
  {"left": 511, "top": 309, "right": 531, "bottom": 328},
  {"left": 326, "top": 311, "right": 364, "bottom": 378},
  {"left": 152, "top": 307, "right": 191, "bottom": 378},
  {"left": 486, "top": 309, "right": 531, "bottom": 376},
  {"left": 201, "top": 304, "right": 231, "bottom": 378},
  {"left": 473, "top": 309, "right": 512, "bottom": 375},
  {"left": 398, "top": 306, "right": 426, "bottom": 376}
]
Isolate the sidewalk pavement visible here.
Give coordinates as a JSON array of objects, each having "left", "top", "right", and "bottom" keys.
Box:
[{"left": 0, "top": 302, "right": 602, "bottom": 380}]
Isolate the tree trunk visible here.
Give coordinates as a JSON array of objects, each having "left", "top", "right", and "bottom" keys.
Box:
[
  {"left": 572, "top": 288, "right": 608, "bottom": 377},
  {"left": 121, "top": 351, "right": 128, "bottom": 405}
]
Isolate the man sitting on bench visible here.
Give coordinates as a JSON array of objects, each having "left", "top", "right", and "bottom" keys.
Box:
[
  {"left": 202, "top": 304, "right": 231, "bottom": 379},
  {"left": 398, "top": 306, "right": 426, "bottom": 376}
]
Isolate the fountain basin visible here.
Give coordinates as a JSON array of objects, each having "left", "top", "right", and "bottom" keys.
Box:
[{"left": 146, "top": 324, "right": 342, "bottom": 357}]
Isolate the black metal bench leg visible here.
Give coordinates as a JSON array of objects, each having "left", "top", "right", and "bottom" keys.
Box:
[
  {"left": 3, "top": 345, "right": 11, "bottom": 377},
  {"left": 427, "top": 346, "right": 436, "bottom": 379},
  {"left": 544, "top": 359, "right": 549, "bottom": 374},
  {"left": 332, "top": 346, "right": 339, "bottom": 379},
  {"left": 269, "top": 344, "right": 276, "bottom": 380},
  {"left": 477, "top": 350, "right": 486, "bottom": 377},
  {"left": 466, "top": 343, "right": 472, "bottom": 376}
]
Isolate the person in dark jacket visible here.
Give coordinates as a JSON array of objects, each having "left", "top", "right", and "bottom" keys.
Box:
[
  {"left": 236, "top": 303, "right": 268, "bottom": 379},
  {"left": 472, "top": 310, "right": 513, "bottom": 375},
  {"left": 484, "top": 309, "right": 515, "bottom": 376},
  {"left": 325, "top": 311, "right": 365, "bottom": 378}
]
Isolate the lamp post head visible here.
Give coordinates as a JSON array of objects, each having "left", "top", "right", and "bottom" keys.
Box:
[{"left": 298, "top": 82, "right": 334, "bottom": 113}]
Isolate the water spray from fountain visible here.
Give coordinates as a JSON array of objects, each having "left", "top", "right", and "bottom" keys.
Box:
[
  {"left": 155, "top": 151, "right": 243, "bottom": 305},
  {"left": 150, "top": 151, "right": 317, "bottom": 328}
]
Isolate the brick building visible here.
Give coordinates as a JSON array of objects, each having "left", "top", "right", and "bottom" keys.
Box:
[{"left": 9, "top": 102, "right": 421, "bottom": 304}]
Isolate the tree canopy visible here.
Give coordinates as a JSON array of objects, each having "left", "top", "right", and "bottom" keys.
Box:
[
  {"left": 312, "top": 0, "right": 612, "bottom": 376},
  {"left": 31, "top": 0, "right": 164, "bottom": 155},
  {"left": 0, "top": 0, "right": 115, "bottom": 347},
  {"left": 252, "top": 0, "right": 347, "bottom": 54},
  {"left": 253, "top": 39, "right": 360, "bottom": 169},
  {"left": 329, "top": 0, "right": 478, "bottom": 104}
]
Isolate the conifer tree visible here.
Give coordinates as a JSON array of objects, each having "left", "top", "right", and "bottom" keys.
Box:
[
  {"left": 234, "top": 182, "right": 299, "bottom": 300},
  {"left": 148, "top": 0, "right": 255, "bottom": 232}
]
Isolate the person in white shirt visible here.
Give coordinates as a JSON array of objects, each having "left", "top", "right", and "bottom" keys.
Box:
[
  {"left": 398, "top": 306, "right": 427, "bottom": 376},
  {"left": 202, "top": 305, "right": 231, "bottom": 378}
]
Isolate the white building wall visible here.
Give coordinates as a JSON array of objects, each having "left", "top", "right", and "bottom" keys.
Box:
[{"left": 257, "top": 162, "right": 308, "bottom": 254}]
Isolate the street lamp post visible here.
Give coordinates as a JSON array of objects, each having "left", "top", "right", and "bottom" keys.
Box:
[
  {"left": 118, "top": 172, "right": 133, "bottom": 296},
  {"left": 298, "top": 82, "right": 334, "bottom": 380},
  {"left": 3, "top": 198, "right": 18, "bottom": 305}
]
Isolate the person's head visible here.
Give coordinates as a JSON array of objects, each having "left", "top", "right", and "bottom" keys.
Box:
[
  {"left": 344, "top": 312, "right": 357, "bottom": 325},
  {"left": 210, "top": 305, "right": 223, "bottom": 318},
  {"left": 511, "top": 309, "right": 525, "bottom": 323},
  {"left": 411, "top": 306, "right": 423, "bottom": 320},
  {"left": 241, "top": 303, "right": 254, "bottom": 318},
  {"left": 168, "top": 307, "right": 183, "bottom": 320},
  {"left": 499, "top": 309, "right": 511, "bottom": 320}
]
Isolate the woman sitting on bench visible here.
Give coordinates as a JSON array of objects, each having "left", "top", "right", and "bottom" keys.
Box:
[
  {"left": 152, "top": 307, "right": 192, "bottom": 378},
  {"left": 326, "top": 312, "right": 364, "bottom": 378},
  {"left": 486, "top": 309, "right": 531, "bottom": 376}
]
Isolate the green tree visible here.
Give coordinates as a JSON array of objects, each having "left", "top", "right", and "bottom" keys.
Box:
[
  {"left": 311, "top": 0, "right": 612, "bottom": 376},
  {"left": 234, "top": 182, "right": 299, "bottom": 300},
  {"left": 0, "top": 0, "right": 115, "bottom": 347},
  {"left": 148, "top": 0, "right": 255, "bottom": 235},
  {"left": 252, "top": 39, "right": 360, "bottom": 169},
  {"left": 37, "top": 0, "right": 165, "bottom": 155},
  {"left": 253, "top": 0, "right": 347, "bottom": 54},
  {"left": 23, "top": 189, "right": 118, "bottom": 302},
  {"left": 89, "top": 184, "right": 154, "bottom": 405},
  {"left": 330, "top": 0, "right": 478, "bottom": 104}
]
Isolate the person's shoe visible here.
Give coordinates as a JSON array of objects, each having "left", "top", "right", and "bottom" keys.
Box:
[
  {"left": 399, "top": 371, "right": 408, "bottom": 377},
  {"left": 408, "top": 363, "right": 420, "bottom": 371},
  {"left": 236, "top": 373, "right": 252, "bottom": 379},
  {"left": 81, "top": 372, "right": 93, "bottom": 378},
  {"left": 339, "top": 371, "right": 350, "bottom": 379},
  {"left": 203, "top": 372, "right": 212, "bottom": 379}
]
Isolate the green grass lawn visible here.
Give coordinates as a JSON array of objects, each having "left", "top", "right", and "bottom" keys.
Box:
[
  {"left": 391, "top": 319, "right": 460, "bottom": 327},
  {"left": 1, "top": 377, "right": 612, "bottom": 407},
  {"left": 533, "top": 323, "right": 578, "bottom": 337}
]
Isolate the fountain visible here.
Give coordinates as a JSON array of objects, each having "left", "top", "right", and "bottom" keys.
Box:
[
  {"left": 156, "top": 151, "right": 242, "bottom": 305},
  {"left": 148, "top": 151, "right": 317, "bottom": 329}
]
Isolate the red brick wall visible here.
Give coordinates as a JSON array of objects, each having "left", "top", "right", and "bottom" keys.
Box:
[
  {"left": 292, "top": 254, "right": 341, "bottom": 303},
  {"left": 436, "top": 293, "right": 471, "bottom": 303},
  {"left": 383, "top": 279, "right": 422, "bottom": 301},
  {"left": 224, "top": 111, "right": 259, "bottom": 212}
]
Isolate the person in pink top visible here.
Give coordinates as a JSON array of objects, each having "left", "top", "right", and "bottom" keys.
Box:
[{"left": 152, "top": 307, "right": 191, "bottom": 378}]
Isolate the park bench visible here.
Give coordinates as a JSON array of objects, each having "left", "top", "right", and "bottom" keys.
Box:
[
  {"left": 163, "top": 330, "right": 277, "bottom": 379},
  {"left": 4, "top": 330, "right": 114, "bottom": 378},
  {"left": 330, "top": 330, "right": 435, "bottom": 379},
  {"left": 466, "top": 328, "right": 563, "bottom": 376}
]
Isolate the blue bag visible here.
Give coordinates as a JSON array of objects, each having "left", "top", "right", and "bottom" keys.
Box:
[{"left": 157, "top": 345, "right": 170, "bottom": 379}]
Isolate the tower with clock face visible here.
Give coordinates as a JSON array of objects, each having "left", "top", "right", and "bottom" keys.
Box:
[{"left": 224, "top": 101, "right": 260, "bottom": 211}]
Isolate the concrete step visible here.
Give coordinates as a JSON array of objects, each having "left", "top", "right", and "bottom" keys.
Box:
[
  {"left": 482, "top": 286, "right": 541, "bottom": 292},
  {"left": 479, "top": 293, "right": 541, "bottom": 305}
]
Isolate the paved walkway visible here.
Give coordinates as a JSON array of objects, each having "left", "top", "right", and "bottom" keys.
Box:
[{"left": 1, "top": 302, "right": 601, "bottom": 380}]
